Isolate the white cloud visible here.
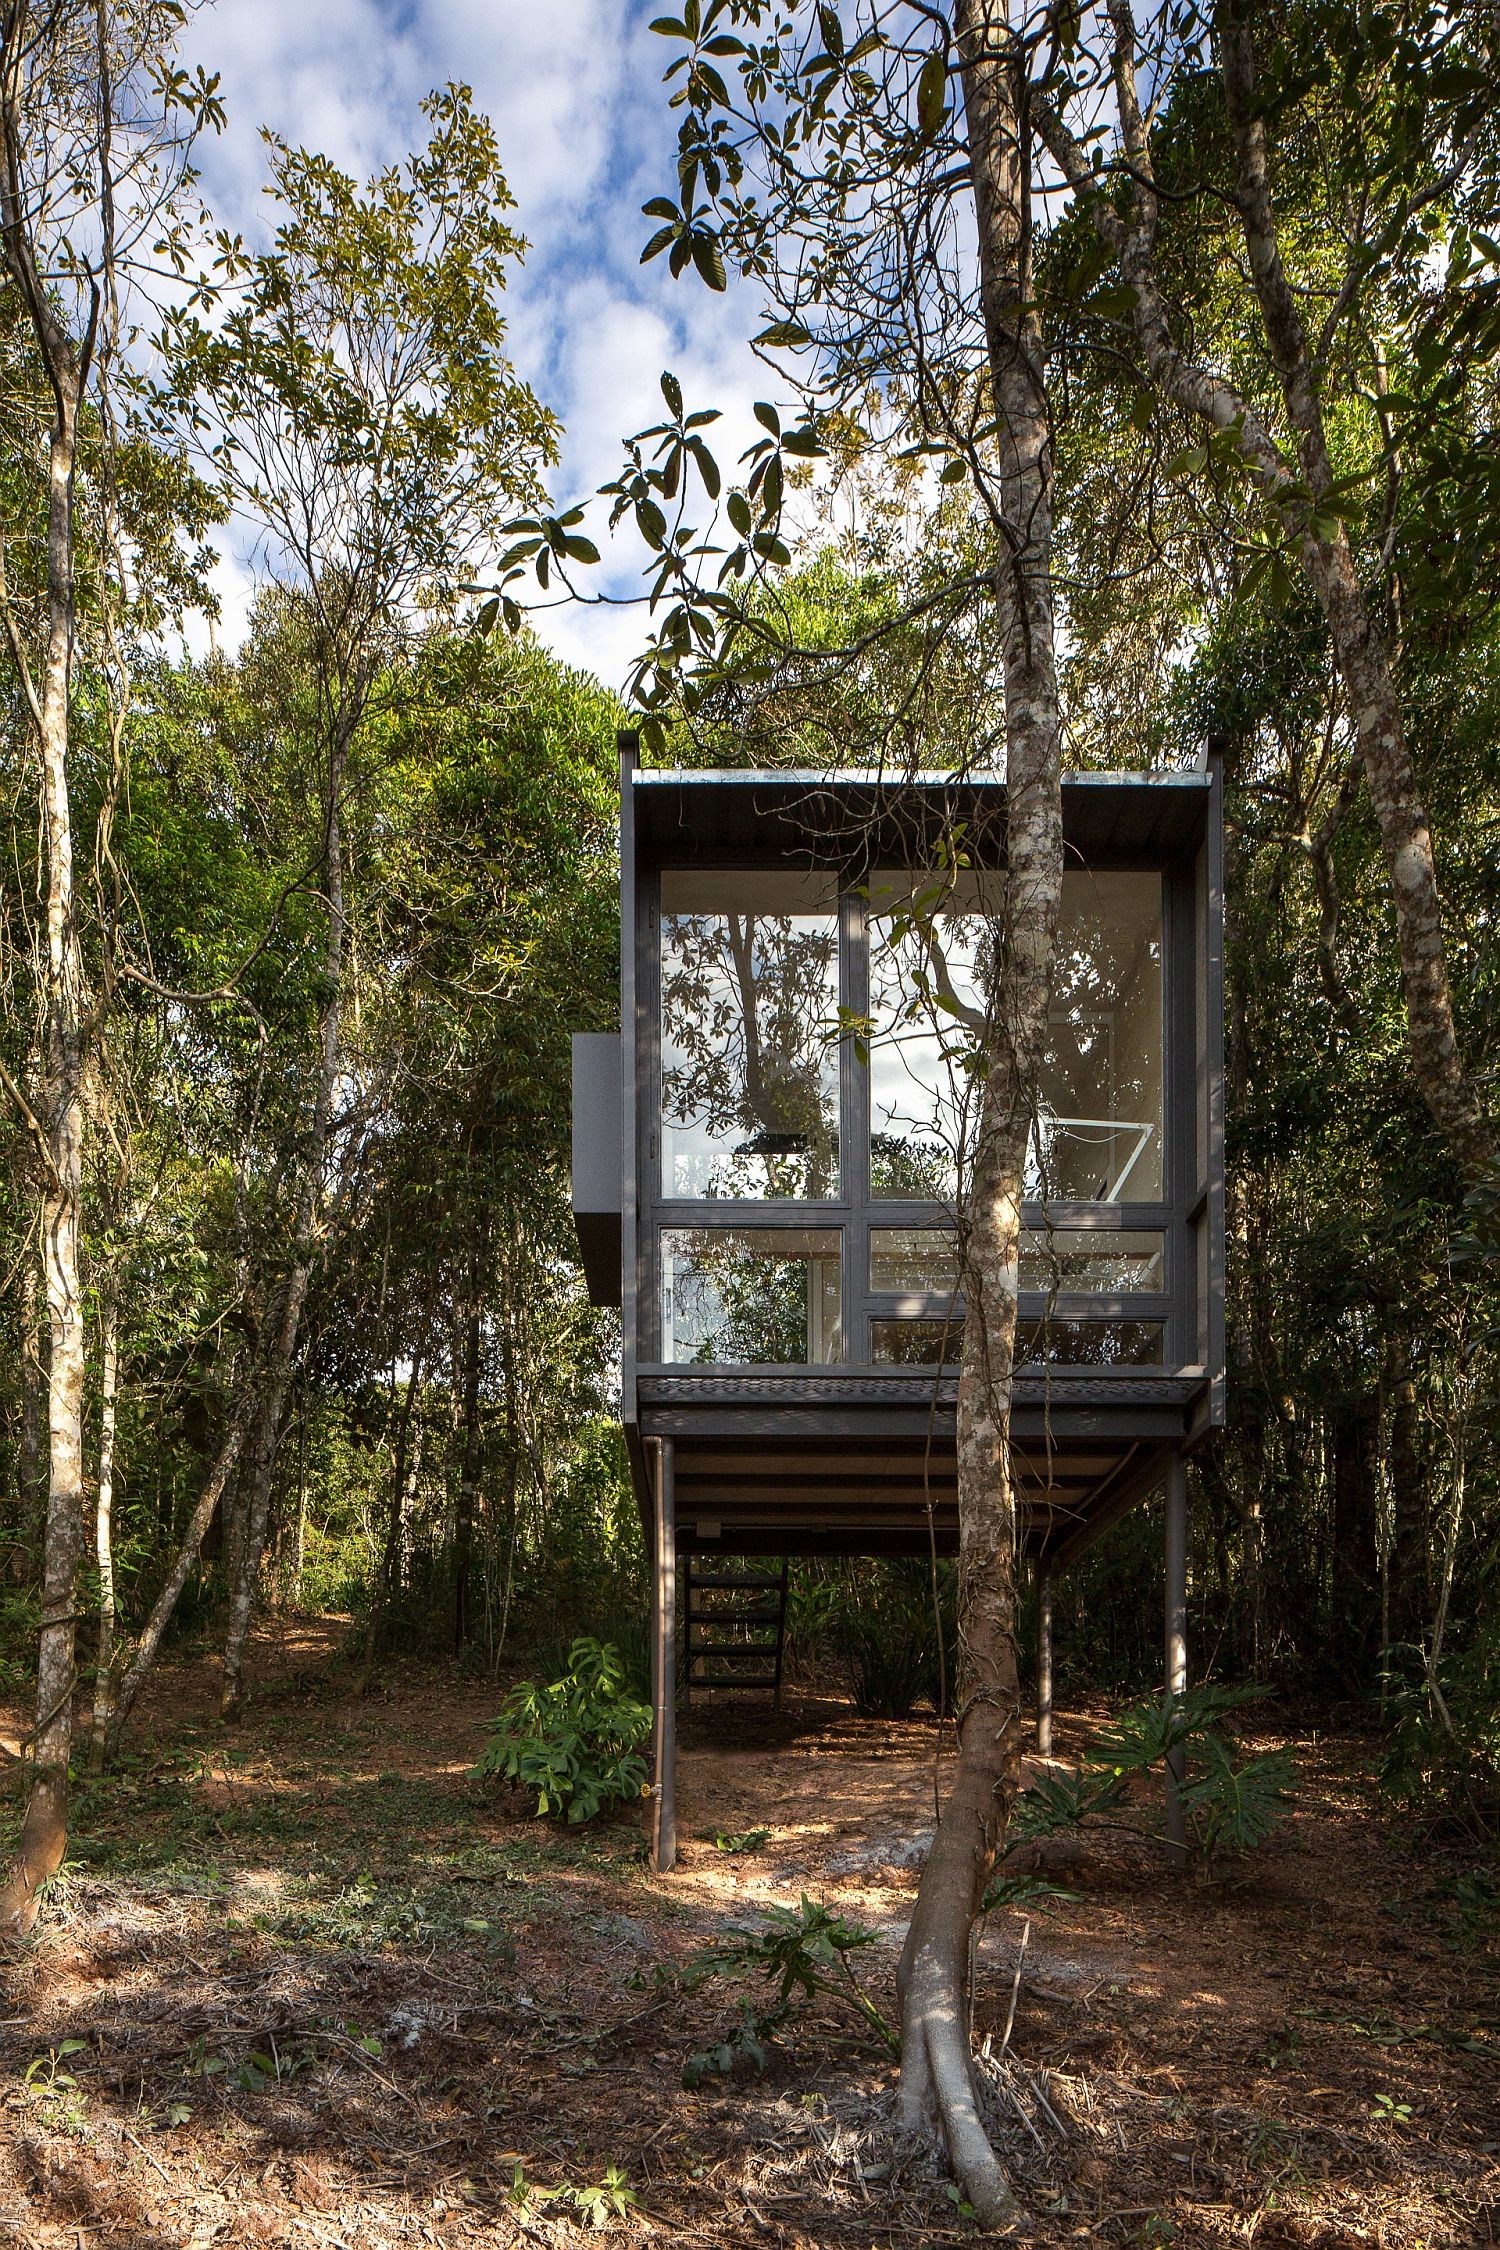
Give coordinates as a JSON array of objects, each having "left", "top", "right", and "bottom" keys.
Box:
[{"left": 177, "top": 0, "right": 784, "bottom": 696}]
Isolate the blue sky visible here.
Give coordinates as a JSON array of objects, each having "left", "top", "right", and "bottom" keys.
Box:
[{"left": 180, "top": 0, "right": 774, "bottom": 687}]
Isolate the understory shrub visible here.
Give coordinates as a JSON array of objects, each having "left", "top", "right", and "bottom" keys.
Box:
[
  {"left": 679, "top": 1896, "right": 896, "bottom": 2087},
  {"left": 995, "top": 1683, "right": 1296, "bottom": 1876},
  {"left": 471, "top": 1636, "right": 652, "bottom": 1822},
  {"left": 1381, "top": 1634, "right": 1500, "bottom": 1844},
  {"left": 793, "top": 1558, "right": 954, "bottom": 1717}
]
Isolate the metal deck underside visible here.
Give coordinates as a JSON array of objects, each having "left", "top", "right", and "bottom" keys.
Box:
[{"left": 635, "top": 1370, "right": 1204, "bottom": 1568}]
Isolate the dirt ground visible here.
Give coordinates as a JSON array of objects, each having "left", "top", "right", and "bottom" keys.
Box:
[{"left": 2, "top": 1619, "right": 1497, "bottom": 2248}]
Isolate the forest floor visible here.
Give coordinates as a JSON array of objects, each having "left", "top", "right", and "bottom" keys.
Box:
[{"left": 1, "top": 1619, "right": 1497, "bottom": 2250}]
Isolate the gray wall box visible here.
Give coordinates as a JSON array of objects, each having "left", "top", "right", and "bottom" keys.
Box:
[{"left": 571, "top": 1031, "right": 622, "bottom": 1305}]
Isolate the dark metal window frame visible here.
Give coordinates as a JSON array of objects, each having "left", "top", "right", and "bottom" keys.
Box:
[{"left": 638, "top": 846, "right": 1201, "bottom": 1375}]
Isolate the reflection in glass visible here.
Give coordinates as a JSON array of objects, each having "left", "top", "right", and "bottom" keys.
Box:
[
  {"left": 661, "top": 1228, "right": 842, "bottom": 1364},
  {"left": 867, "top": 870, "right": 997, "bottom": 1201},
  {"left": 660, "top": 870, "right": 840, "bottom": 1199},
  {"left": 868, "top": 1227, "right": 1165, "bottom": 1293},
  {"left": 869, "top": 1228, "right": 961, "bottom": 1293},
  {"left": 1019, "top": 1230, "right": 1165, "bottom": 1291},
  {"left": 870, "top": 1317, "right": 959, "bottom": 1366},
  {"left": 867, "top": 869, "right": 1164, "bottom": 1203},
  {"left": 1041, "top": 873, "right": 1163, "bottom": 1200},
  {"left": 870, "top": 1317, "right": 1163, "bottom": 1366}
]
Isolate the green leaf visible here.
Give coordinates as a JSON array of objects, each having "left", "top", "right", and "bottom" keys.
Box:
[
  {"left": 660, "top": 369, "right": 684, "bottom": 419},
  {"left": 1091, "top": 282, "right": 1140, "bottom": 320},
  {"left": 688, "top": 438, "right": 721, "bottom": 498},
  {"left": 753, "top": 320, "right": 810, "bottom": 348},
  {"left": 691, "top": 232, "right": 727, "bottom": 290},
  {"left": 917, "top": 51, "right": 948, "bottom": 139}
]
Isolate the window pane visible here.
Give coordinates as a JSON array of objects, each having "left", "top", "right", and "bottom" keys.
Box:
[
  {"left": 867, "top": 869, "right": 1164, "bottom": 1204},
  {"left": 1020, "top": 1230, "right": 1164, "bottom": 1291},
  {"left": 1039, "top": 872, "right": 1163, "bottom": 1200},
  {"left": 870, "top": 1318, "right": 957, "bottom": 1366},
  {"left": 660, "top": 870, "right": 840, "bottom": 1200},
  {"left": 869, "top": 1227, "right": 960, "bottom": 1293},
  {"left": 870, "top": 1317, "right": 1162, "bottom": 1366},
  {"left": 867, "top": 870, "right": 999, "bottom": 1201},
  {"left": 1019, "top": 1319, "right": 1164, "bottom": 1365},
  {"left": 661, "top": 1227, "right": 842, "bottom": 1365},
  {"left": 869, "top": 1227, "right": 1165, "bottom": 1293}
]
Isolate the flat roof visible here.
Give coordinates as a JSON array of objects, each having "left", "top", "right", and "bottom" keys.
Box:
[{"left": 630, "top": 763, "right": 1213, "bottom": 862}]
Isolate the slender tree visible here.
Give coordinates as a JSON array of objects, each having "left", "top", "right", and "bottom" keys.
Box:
[
  {"left": 161, "top": 85, "right": 559, "bottom": 1719},
  {"left": 501, "top": 0, "right": 1070, "bottom": 2218},
  {"left": 1034, "top": 0, "right": 1493, "bottom": 1177},
  {"left": 0, "top": 0, "right": 219, "bottom": 1932}
]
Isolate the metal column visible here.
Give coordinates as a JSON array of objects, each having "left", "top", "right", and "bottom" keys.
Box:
[
  {"left": 1036, "top": 1565, "right": 1054, "bottom": 1756},
  {"left": 649, "top": 1437, "right": 677, "bottom": 1875},
  {"left": 1164, "top": 1452, "right": 1188, "bottom": 1861}
]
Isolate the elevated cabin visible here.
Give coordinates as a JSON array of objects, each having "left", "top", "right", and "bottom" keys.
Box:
[{"left": 574, "top": 738, "right": 1225, "bottom": 1868}]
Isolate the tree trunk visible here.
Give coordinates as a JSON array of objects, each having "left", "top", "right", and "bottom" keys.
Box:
[
  {"left": 1214, "top": 1, "right": 1491, "bottom": 1181},
  {"left": 359, "top": 1349, "right": 425, "bottom": 1691},
  {"left": 18, "top": 1247, "right": 47, "bottom": 1561},
  {"left": 1036, "top": 6, "right": 1491, "bottom": 1180},
  {"left": 1330, "top": 1392, "right": 1381, "bottom": 1688},
  {"left": 895, "top": 2, "right": 1063, "bottom": 2225},
  {"left": 0, "top": 360, "right": 88, "bottom": 1936},
  {"left": 453, "top": 1274, "right": 482, "bottom": 1657},
  {"left": 221, "top": 708, "right": 350, "bottom": 1719},
  {"left": 103, "top": 1375, "right": 258, "bottom": 1759},
  {"left": 221, "top": 1274, "right": 309, "bottom": 1720},
  {"left": 87, "top": 1302, "right": 119, "bottom": 1774},
  {"left": 1384, "top": 1339, "right": 1426, "bottom": 1652}
]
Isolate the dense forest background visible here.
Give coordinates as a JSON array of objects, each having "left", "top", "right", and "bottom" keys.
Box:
[{"left": 2, "top": 0, "right": 1498, "bottom": 1870}]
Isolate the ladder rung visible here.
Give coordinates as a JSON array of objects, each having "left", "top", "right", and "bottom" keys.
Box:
[{"left": 687, "top": 1571, "right": 785, "bottom": 1589}]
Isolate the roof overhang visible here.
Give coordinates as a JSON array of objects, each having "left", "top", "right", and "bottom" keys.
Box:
[{"left": 630, "top": 764, "right": 1212, "bottom": 865}]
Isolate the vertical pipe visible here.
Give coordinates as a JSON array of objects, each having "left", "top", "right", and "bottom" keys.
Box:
[
  {"left": 650, "top": 1436, "right": 677, "bottom": 1874},
  {"left": 1164, "top": 1452, "right": 1189, "bottom": 1862},
  {"left": 1036, "top": 1563, "right": 1053, "bottom": 1756}
]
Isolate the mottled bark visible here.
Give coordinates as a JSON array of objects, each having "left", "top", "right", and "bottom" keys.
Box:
[
  {"left": 895, "top": 1, "right": 1062, "bottom": 2226},
  {"left": 0, "top": 35, "right": 90, "bottom": 1924},
  {"left": 1036, "top": 4, "right": 1490, "bottom": 1178},
  {"left": 18, "top": 1248, "right": 47, "bottom": 1558},
  {"left": 86, "top": 1303, "right": 119, "bottom": 1773}
]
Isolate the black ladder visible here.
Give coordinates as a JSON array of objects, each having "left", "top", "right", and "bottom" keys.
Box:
[{"left": 685, "top": 1558, "right": 789, "bottom": 1703}]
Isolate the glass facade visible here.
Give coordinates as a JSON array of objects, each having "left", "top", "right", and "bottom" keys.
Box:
[
  {"left": 867, "top": 868, "right": 1163, "bottom": 1202},
  {"left": 661, "top": 1227, "right": 842, "bottom": 1365},
  {"left": 659, "top": 870, "right": 840, "bottom": 1199},
  {"left": 651, "top": 859, "right": 1173, "bottom": 1369}
]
